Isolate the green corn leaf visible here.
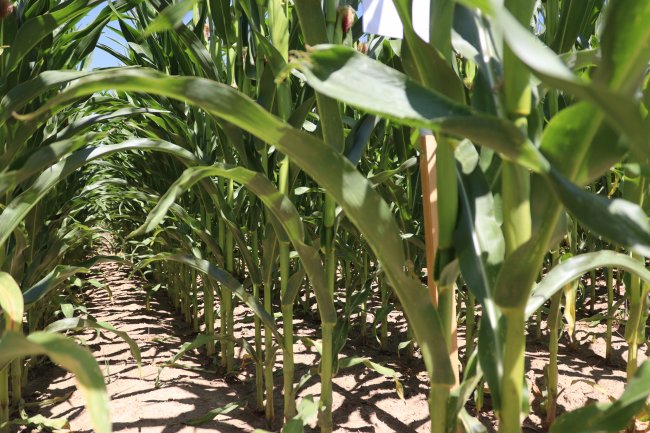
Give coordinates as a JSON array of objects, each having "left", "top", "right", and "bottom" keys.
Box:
[
  {"left": 551, "top": 0, "right": 597, "bottom": 54},
  {"left": 1, "top": 70, "right": 94, "bottom": 126},
  {"left": 477, "top": 314, "right": 502, "bottom": 408},
  {"left": 14, "top": 414, "right": 70, "bottom": 431},
  {"left": 526, "top": 251, "right": 650, "bottom": 318},
  {"left": 338, "top": 356, "right": 396, "bottom": 377},
  {"left": 282, "top": 267, "right": 306, "bottom": 307},
  {"left": 281, "top": 395, "right": 318, "bottom": 433},
  {"left": 184, "top": 400, "right": 246, "bottom": 426},
  {"left": 345, "top": 115, "right": 380, "bottom": 165},
  {"left": 597, "top": 0, "right": 650, "bottom": 95},
  {"left": 55, "top": 108, "right": 167, "bottom": 142},
  {"left": 548, "top": 169, "right": 650, "bottom": 258},
  {"left": 45, "top": 317, "right": 141, "bottom": 371},
  {"left": 0, "top": 133, "right": 103, "bottom": 194},
  {"left": 454, "top": 142, "right": 504, "bottom": 305},
  {"left": 60, "top": 304, "right": 75, "bottom": 318},
  {"left": 142, "top": 0, "right": 196, "bottom": 37},
  {"left": 0, "top": 331, "right": 110, "bottom": 433},
  {"left": 154, "top": 333, "right": 213, "bottom": 387},
  {"left": 0, "top": 272, "right": 24, "bottom": 332},
  {"left": 391, "top": 0, "right": 462, "bottom": 99},
  {"left": 291, "top": 45, "right": 547, "bottom": 173},
  {"left": 540, "top": 103, "right": 625, "bottom": 188},
  {"left": 550, "top": 360, "right": 650, "bottom": 433},
  {"left": 208, "top": 0, "right": 235, "bottom": 43},
  {"left": 454, "top": 143, "right": 503, "bottom": 406}
]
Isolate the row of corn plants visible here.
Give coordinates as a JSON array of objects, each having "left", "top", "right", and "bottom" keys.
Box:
[
  {"left": 0, "top": 0, "right": 155, "bottom": 431},
  {"left": 2, "top": 0, "right": 650, "bottom": 433}
]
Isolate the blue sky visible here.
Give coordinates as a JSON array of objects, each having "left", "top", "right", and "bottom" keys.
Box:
[
  {"left": 78, "top": 4, "right": 366, "bottom": 69},
  {"left": 76, "top": 4, "right": 193, "bottom": 68},
  {"left": 77, "top": 4, "right": 125, "bottom": 68}
]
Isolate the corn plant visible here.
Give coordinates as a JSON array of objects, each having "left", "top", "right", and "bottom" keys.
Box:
[
  {"left": 291, "top": 1, "right": 650, "bottom": 432},
  {"left": 3, "top": 1, "right": 650, "bottom": 433}
]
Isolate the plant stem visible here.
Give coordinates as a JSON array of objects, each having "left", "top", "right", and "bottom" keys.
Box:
[
  {"left": 429, "top": 386, "right": 450, "bottom": 433},
  {"left": 252, "top": 228, "right": 264, "bottom": 412},
  {"left": 278, "top": 156, "right": 296, "bottom": 420},
  {"left": 319, "top": 322, "right": 335, "bottom": 433},
  {"left": 0, "top": 367, "right": 7, "bottom": 433},
  {"left": 324, "top": 0, "right": 337, "bottom": 42},
  {"left": 264, "top": 268, "right": 274, "bottom": 424},
  {"left": 380, "top": 272, "right": 388, "bottom": 351},
  {"left": 605, "top": 266, "right": 614, "bottom": 362},
  {"left": 466, "top": 290, "right": 475, "bottom": 358},
  {"left": 500, "top": 308, "right": 526, "bottom": 433},
  {"left": 546, "top": 289, "right": 562, "bottom": 425},
  {"left": 224, "top": 179, "right": 235, "bottom": 373},
  {"left": 204, "top": 279, "right": 216, "bottom": 358},
  {"left": 191, "top": 268, "right": 198, "bottom": 332}
]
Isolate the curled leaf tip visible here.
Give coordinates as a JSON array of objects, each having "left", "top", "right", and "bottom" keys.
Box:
[{"left": 12, "top": 110, "right": 37, "bottom": 121}]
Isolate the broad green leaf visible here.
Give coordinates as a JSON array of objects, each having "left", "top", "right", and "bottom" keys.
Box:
[
  {"left": 0, "top": 272, "right": 24, "bottom": 332},
  {"left": 208, "top": 0, "right": 235, "bottom": 42},
  {"left": 175, "top": 25, "right": 219, "bottom": 80},
  {"left": 368, "top": 157, "right": 418, "bottom": 185},
  {"left": 453, "top": 0, "right": 647, "bottom": 161},
  {"left": 526, "top": 251, "right": 650, "bottom": 318},
  {"left": 548, "top": 169, "right": 650, "bottom": 258},
  {"left": 184, "top": 400, "right": 246, "bottom": 426},
  {"left": 449, "top": 351, "right": 484, "bottom": 431},
  {"left": 391, "top": 0, "right": 462, "bottom": 100},
  {"left": 45, "top": 317, "right": 141, "bottom": 370},
  {"left": 55, "top": 108, "right": 167, "bottom": 142},
  {"left": 454, "top": 144, "right": 503, "bottom": 405},
  {"left": 454, "top": 143, "right": 504, "bottom": 304},
  {"left": 550, "top": 360, "right": 650, "bottom": 433},
  {"left": 597, "top": 0, "right": 650, "bottom": 95},
  {"left": 1, "top": 70, "right": 94, "bottom": 126},
  {"left": 291, "top": 45, "right": 547, "bottom": 173},
  {"left": 142, "top": 0, "right": 196, "bottom": 37},
  {"left": 154, "top": 333, "right": 212, "bottom": 386},
  {"left": 281, "top": 395, "right": 318, "bottom": 433},
  {"left": 345, "top": 115, "right": 380, "bottom": 165},
  {"left": 551, "top": 0, "right": 598, "bottom": 54},
  {"left": 338, "top": 356, "right": 396, "bottom": 377},
  {"left": 282, "top": 267, "right": 306, "bottom": 307},
  {"left": 477, "top": 314, "right": 502, "bottom": 408},
  {"left": 540, "top": 103, "right": 624, "bottom": 187},
  {"left": 458, "top": 408, "right": 487, "bottom": 433},
  {"left": 60, "top": 303, "right": 75, "bottom": 318},
  {"left": 0, "top": 331, "right": 110, "bottom": 433},
  {"left": 14, "top": 414, "right": 70, "bottom": 431},
  {"left": 0, "top": 133, "right": 102, "bottom": 195},
  {"left": 293, "top": 0, "right": 345, "bottom": 153}
]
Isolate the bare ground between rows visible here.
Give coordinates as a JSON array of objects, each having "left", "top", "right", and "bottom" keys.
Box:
[{"left": 20, "top": 263, "right": 648, "bottom": 433}]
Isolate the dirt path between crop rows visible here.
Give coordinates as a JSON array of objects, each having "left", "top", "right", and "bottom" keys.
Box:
[
  {"left": 22, "top": 262, "right": 649, "bottom": 432},
  {"left": 23, "top": 262, "right": 432, "bottom": 433}
]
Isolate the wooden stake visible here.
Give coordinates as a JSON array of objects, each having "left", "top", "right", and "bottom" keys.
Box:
[
  {"left": 419, "top": 131, "right": 439, "bottom": 306},
  {"left": 419, "top": 131, "right": 459, "bottom": 385}
]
